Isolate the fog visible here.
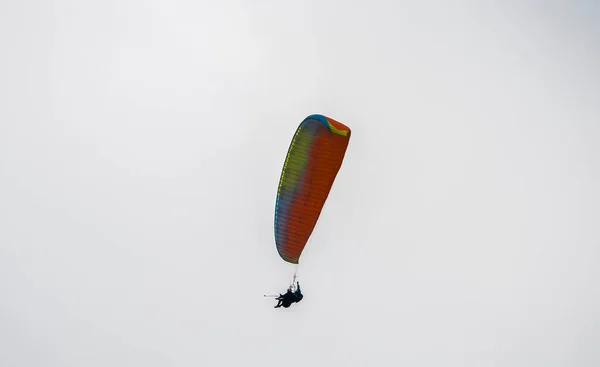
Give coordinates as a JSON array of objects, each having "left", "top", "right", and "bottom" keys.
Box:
[{"left": 1, "top": 1, "right": 599, "bottom": 366}]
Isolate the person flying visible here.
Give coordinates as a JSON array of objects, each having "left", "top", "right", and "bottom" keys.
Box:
[{"left": 274, "top": 282, "right": 303, "bottom": 308}]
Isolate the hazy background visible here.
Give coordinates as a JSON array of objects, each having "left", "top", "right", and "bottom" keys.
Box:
[{"left": 1, "top": 1, "right": 599, "bottom": 366}]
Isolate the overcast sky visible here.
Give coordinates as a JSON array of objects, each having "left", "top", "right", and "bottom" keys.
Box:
[{"left": 1, "top": 1, "right": 599, "bottom": 366}]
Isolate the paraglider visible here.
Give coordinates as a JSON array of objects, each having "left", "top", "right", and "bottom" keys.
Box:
[
  {"left": 269, "top": 114, "right": 351, "bottom": 308},
  {"left": 274, "top": 281, "right": 303, "bottom": 308}
]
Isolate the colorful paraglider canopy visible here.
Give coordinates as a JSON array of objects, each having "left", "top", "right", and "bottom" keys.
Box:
[{"left": 274, "top": 114, "right": 351, "bottom": 264}]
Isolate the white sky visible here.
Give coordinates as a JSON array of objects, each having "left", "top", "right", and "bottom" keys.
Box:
[{"left": 1, "top": 1, "right": 599, "bottom": 366}]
